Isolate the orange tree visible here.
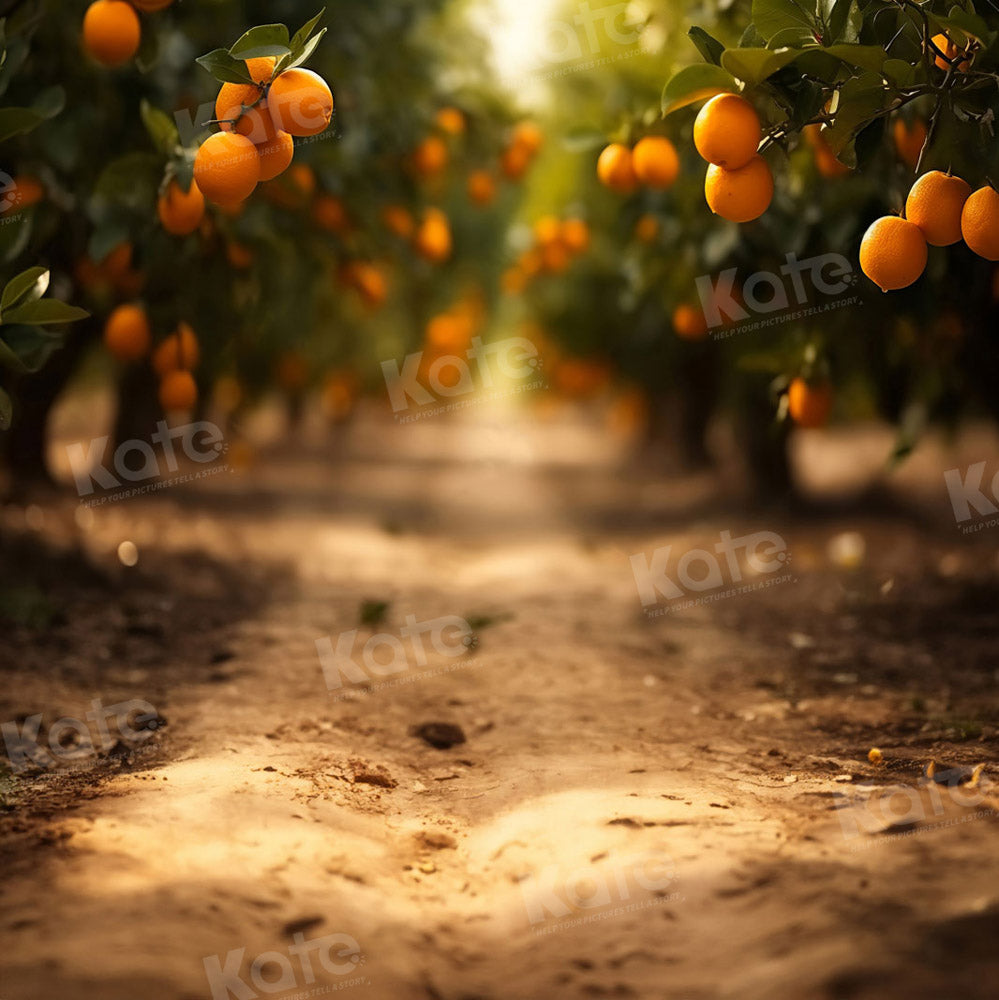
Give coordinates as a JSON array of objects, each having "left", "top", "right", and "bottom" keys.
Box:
[{"left": 1, "top": 0, "right": 523, "bottom": 483}]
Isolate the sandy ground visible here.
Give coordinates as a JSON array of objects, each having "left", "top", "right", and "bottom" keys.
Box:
[{"left": 2, "top": 398, "right": 999, "bottom": 1000}]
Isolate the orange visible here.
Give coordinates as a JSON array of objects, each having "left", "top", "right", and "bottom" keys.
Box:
[
  {"left": 255, "top": 126, "right": 294, "bottom": 182},
  {"left": 268, "top": 68, "right": 334, "bottom": 137},
  {"left": 961, "top": 186, "right": 999, "bottom": 260},
  {"left": 380, "top": 204, "right": 413, "bottom": 239},
  {"left": 159, "top": 371, "right": 198, "bottom": 413},
  {"left": 467, "top": 170, "right": 497, "bottom": 206},
  {"left": 512, "top": 121, "right": 544, "bottom": 156},
  {"left": 541, "top": 241, "right": 571, "bottom": 274},
  {"left": 216, "top": 59, "right": 275, "bottom": 138},
  {"left": 193, "top": 131, "right": 260, "bottom": 205},
  {"left": 788, "top": 378, "right": 833, "bottom": 428},
  {"left": 82, "top": 0, "right": 140, "bottom": 68},
  {"left": 673, "top": 304, "right": 708, "bottom": 341},
  {"left": 152, "top": 322, "right": 199, "bottom": 376},
  {"left": 287, "top": 164, "right": 316, "bottom": 199},
  {"left": 634, "top": 214, "right": 659, "bottom": 244},
  {"left": 893, "top": 118, "right": 927, "bottom": 169},
  {"left": 103, "top": 304, "right": 151, "bottom": 362},
  {"left": 103, "top": 241, "right": 134, "bottom": 281},
  {"left": 632, "top": 136, "right": 680, "bottom": 189},
  {"left": 704, "top": 155, "right": 773, "bottom": 223},
  {"left": 501, "top": 143, "right": 531, "bottom": 181},
  {"left": 411, "top": 135, "right": 448, "bottom": 177},
  {"left": 414, "top": 208, "right": 452, "bottom": 263},
  {"left": 561, "top": 218, "right": 590, "bottom": 254},
  {"left": 694, "top": 94, "right": 761, "bottom": 170},
  {"left": 859, "top": 216, "right": 928, "bottom": 291},
  {"left": 157, "top": 179, "right": 205, "bottom": 236},
  {"left": 315, "top": 194, "right": 351, "bottom": 233},
  {"left": 435, "top": 107, "right": 465, "bottom": 135},
  {"left": 344, "top": 262, "right": 388, "bottom": 308},
  {"left": 534, "top": 215, "right": 561, "bottom": 246},
  {"left": 930, "top": 33, "right": 970, "bottom": 72},
  {"left": 905, "top": 170, "right": 971, "bottom": 246},
  {"left": 597, "top": 143, "right": 637, "bottom": 194}
]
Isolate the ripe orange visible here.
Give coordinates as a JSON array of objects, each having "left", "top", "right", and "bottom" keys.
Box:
[
  {"left": 859, "top": 216, "right": 928, "bottom": 291},
  {"left": 287, "top": 164, "right": 316, "bottom": 199},
  {"left": 226, "top": 242, "right": 253, "bottom": 269},
  {"left": 268, "top": 68, "right": 334, "bottom": 137},
  {"left": 634, "top": 214, "right": 659, "bottom": 244},
  {"left": 961, "top": 185, "right": 999, "bottom": 260},
  {"left": 597, "top": 143, "right": 637, "bottom": 194},
  {"left": 435, "top": 107, "right": 465, "bottom": 135},
  {"left": 82, "top": 0, "right": 141, "bottom": 68},
  {"left": 500, "top": 143, "right": 530, "bottom": 181},
  {"left": 411, "top": 135, "right": 448, "bottom": 178},
  {"left": 216, "top": 59, "right": 275, "bottom": 137},
  {"left": 673, "top": 304, "right": 708, "bottom": 341},
  {"left": 255, "top": 126, "right": 294, "bottom": 182},
  {"left": 159, "top": 371, "right": 198, "bottom": 413},
  {"left": 381, "top": 204, "right": 413, "bottom": 239},
  {"left": 467, "top": 170, "right": 497, "bottom": 206},
  {"left": 534, "top": 215, "right": 562, "bottom": 246},
  {"left": 930, "top": 32, "right": 970, "bottom": 72},
  {"left": 414, "top": 208, "right": 452, "bottom": 263},
  {"left": 704, "top": 155, "right": 773, "bottom": 223},
  {"left": 905, "top": 170, "right": 971, "bottom": 246},
  {"left": 694, "top": 94, "right": 761, "bottom": 170},
  {"left": 103, "top": 304, "right": 151, "bottom": 362},
  {"left": 344, "top": 262, "right": 388, "bottom": 309},
  {"left": 632, "top": 136, "right": 680, "bottom": 189},
  {"left": 103, "top": 241, "right": 134, "bottom": 282},
  {"left": 152, "top": 322, "right": 200, "bottom": 377},
  {"left": 157, "top": 179, "right": 205, "bottom": 236},
  {"left": 892, "top": 118, "right": 928, "bottom": 169},
  {"left": 512, "top": 121, "right": 544, "bottom": 156},
  {"left": 315, "top": 194, "right": 350, "bottom": 233},
  {"left": 788, "top": 378, "right": 833, "bottom": 428},
  {"left": 193, "top": 132, "right": 260, "bottom": 205},
  {"left": 541, "top": 241, "right": 571, "bottom": 274},
  {"left": 561, "top": 218, "right": 590, "bottom": 254}
]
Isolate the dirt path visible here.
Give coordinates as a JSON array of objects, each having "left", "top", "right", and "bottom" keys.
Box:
[{"left": 2, "top": 402, "right": 998, "bottom": 1000}]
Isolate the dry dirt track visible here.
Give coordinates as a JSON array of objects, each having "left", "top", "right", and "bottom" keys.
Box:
[{"left": 2, "top": 400, "right": 999, "bottom": 1000}]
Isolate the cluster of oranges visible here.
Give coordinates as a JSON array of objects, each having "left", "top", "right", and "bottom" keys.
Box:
[
  {"left": 693, "top": 94, "right": 772, "bottom": 223},
  {"left": 860, "top": 171, "right": 999, "bottom": 292},
  {"left": 76, "top": 241, "right": 144, "bottom": 300},
  {"left": 82, "top": 0, "right": 173, "bottom": 68},
  {"left": 103, "top": 304, "right": 201, "bottom": 412},
  {"left": 597, "top": 136, "right": 680, "bottom": 194},
  {"left": 192, "top": 57, "right": 333, "bottom": 210},
  {"left": 501, "top": 216, "right": 591, "bottom": 294}
]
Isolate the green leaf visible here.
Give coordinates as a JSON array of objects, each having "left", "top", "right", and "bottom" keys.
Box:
[
  {"left": 141, "top": 100, "right": 179, "bottom": 156},
  {"left": 822, "top": 43, "right": 888, "bottom": 73},
  {"left": 823, "top": 70, "right": 890, "bottom": 154},
  {"left": 290, "top": 8, "right": 326, "bottom": 53},
  {"left": 0, "top": 86, "right": 65, "bottom": 143},
  {"left": 282, "top": 28, "right": 326, "bottom": 72},
  {"left": 661, "top": 64, "right": 738, "bottom": 115},
  {"left": 751, "top": 0, "right": 817, "bottom": 46},
  {"left": 721, "top": 46, "right": 801, "bottom": 85},
  {"left": 2, "top": 299, "right": 89, "bottom": 327},
  {"left": 688, "top": 26, "right": 725, "bottom": 66},
  {"left": 0, "top": 211, "right": 31, "bottom": 264},
  {"left": 95, "top": 152, "right": 161, "bottom": 209},
  {"left": 0, "top": 324, "right": 63, "bottom": 372},
  {"left": 229, "top": 24, "right": 291, "bottom": 61},
  {"left": 822, "top": 0, "right": 855, "bottom": 44},
  {"left": 196, "top": 48, "right": 254, "bottom": 85},
  {"left": 0, "top": 267, "right": 48, "bottom": 315},
  {"left": 0, "top": 386, "right": 11, "bottom": 430}
]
